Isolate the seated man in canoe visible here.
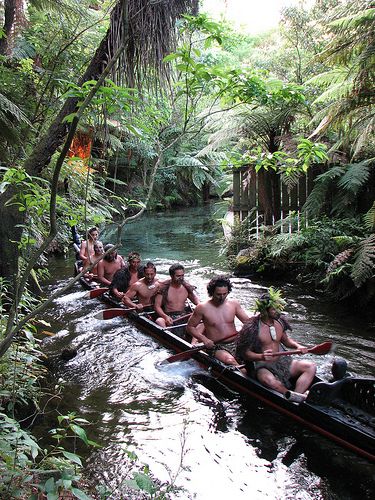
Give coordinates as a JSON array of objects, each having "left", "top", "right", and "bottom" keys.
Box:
[
  {"left": 236, "top": 288, "right": 316, "bottom": 398},
  {"left": 97, "top": 244, "right": 125, "bottom": 286},
  {"left": 154, "top": 263, "right": 199, "bottom": 327},
  {"left": 83, "top": 240, "right": 104, "bottom": 281},
  {"left": 79, "top": 226, "right": 100, "bottom": 269},
  {"left": 186, "top": 275, "right": 250, "bottom": 367},
  {"left": 109, "top": 251, "right": 144, "bottom": 300},
  {"left": 78, "top": 226, "right": 104, "bottom": 279},
  {"left": 123, "top": 261, "right": 160, "bottom": 311}
]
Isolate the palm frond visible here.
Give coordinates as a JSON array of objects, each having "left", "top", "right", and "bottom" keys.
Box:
[{"left": 350, "top": 233, "right": 375, "bottom": 287}]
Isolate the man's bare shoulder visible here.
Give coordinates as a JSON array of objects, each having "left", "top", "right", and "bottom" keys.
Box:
[{"left": 192, "top": 302, "right": 206, "bottom": 314}]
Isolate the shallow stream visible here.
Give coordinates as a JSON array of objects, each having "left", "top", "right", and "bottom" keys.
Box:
[{"left": 40, "top": 206, "right": 375, "bottom": 499}]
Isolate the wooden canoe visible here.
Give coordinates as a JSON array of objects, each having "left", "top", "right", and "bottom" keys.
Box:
[{"left": 76, "top": 262, "right": 375, "bottom": 462}]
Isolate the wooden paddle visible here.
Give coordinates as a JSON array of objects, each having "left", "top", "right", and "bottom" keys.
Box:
[
  {"left": 270, "top": 341, "right": 333, "bottom": 357},
  {"left": 160, "top": 331, "right": 238, "bottom": 364},
  {"left": 84, "top": 287, "right": 109, "bottom": 299},
  {"left": 94, "top": 305, "right": 152, "bottom": 320},
  {"left": 172, "top": 312, "right": 193, "bottom": 323},
  {"left": 164, "top": 322, "right": 189, "bottom": 330}
]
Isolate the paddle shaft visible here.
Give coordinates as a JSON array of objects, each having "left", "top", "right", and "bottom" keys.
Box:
[
  {"left": 270, "top": 341, "right": 332, "bottom": 357},
  {"left": 172, "top": 312, "right": 192, "bottom": 323},
  {"left": 96, "top": 304, "right": 152, "bottom": 320},
  {"left": 162, "top": 331, "right": 238, "bottom": 364}
]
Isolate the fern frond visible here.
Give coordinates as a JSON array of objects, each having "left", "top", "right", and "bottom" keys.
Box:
[
  {"left": 280, "top": 170, "right": 301, "bottom": 190},
  {"left": 268, "top": 233, "right": 305, "bottom": 258},
  {"left": 364, "top": 202, "right": 375, "bottom": 231},
  {"left": 329, "top": 7, "right": 375, "bottom": 31},
  {"left": 307, "top": 68, "right": 350, "bottom": 87},
  {"left": 303, "top": 166, "right": 345, "bottom": 216},
  {"left": 0, "top": 93, "right": 31, "bottom": 125},
  {"left": 313, "top": 80, "right": 354, "bottom": 105},
  {"left": 107, "top": 134, "right": 124, "bottom": 152},
  {"left": 350, "top": 234, "right": 375, "bottom": 287},
  {"left": 337, "top": 160, "right": 372, "bottom": 194},
  {"left": 173, "top": 155, "right": 206, "bottom": 168}
]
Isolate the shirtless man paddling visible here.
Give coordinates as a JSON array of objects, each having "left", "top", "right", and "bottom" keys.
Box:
[
  {"left": 97, "top": 244, "right": 125, "bottom": 286},
  {"left": 236, "top": 288, "right": 316, "bottom": 396},
  {"left": 123, "top": 262, "right": 160, "bottom": 311},
  {"left": 187, "top": 276, "right": 250, "bottom": 366},
  {"left": 155, "top": 264, "right": 199, "bottom": 327}
]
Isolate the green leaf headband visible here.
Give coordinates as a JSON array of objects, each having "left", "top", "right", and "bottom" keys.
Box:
[{"left": 255, "top": 287, "right": 286, "bottom": 313}]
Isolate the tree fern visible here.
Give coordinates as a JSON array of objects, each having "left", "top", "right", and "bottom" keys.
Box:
[{"left": 350, "top": 233, "right": 375, "bottom": 287}]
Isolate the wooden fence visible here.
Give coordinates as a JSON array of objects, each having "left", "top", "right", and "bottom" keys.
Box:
[{"left": 232, "top": 166, "right": 319, "bottom": 235}]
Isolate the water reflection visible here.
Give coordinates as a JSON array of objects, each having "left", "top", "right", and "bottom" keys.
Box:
[{"left": 42, "top": 206, "right": 375, "bottom": 499}]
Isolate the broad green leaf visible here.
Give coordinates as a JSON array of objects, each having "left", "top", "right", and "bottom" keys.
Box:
[{"left": 62, "top": 450, "right": 82, "bottom": 466}]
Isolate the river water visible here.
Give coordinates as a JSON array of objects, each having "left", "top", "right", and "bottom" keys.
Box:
[{"left": 41, "top": 206, "right": 375, "bottom": 499}]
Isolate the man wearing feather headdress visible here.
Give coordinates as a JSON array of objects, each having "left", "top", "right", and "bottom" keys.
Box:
[{"left": 236, "top": 288, "right": 316, "bottom": 397}]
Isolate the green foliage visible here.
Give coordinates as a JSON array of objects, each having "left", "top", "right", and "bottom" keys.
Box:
[
  {"left": 364, "top": 201, "right": 375, "bottom": 231},
  {"left": 351, "top": 233, "right": 375, "bottom": 287},
  {"left": 0, "top": 411, "right": 98, "bottom": 499},
  {"left": 303, "top": 160, "right": 374, "bottom": 217}
]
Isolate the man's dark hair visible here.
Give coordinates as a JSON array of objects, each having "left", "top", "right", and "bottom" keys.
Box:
[
  {"left": 87, "top": 227, "right": 99, "bottom": 238},
  {"left": 169, "top": 263, "right": 184, "bottom": 277},
  {"left": 207, "top": 275, "right": 232, "bottom": 297},
  {"left": 103, "top": 244, "right": 116, "bottom": 261},
  {"left": 128, "top": 251, "right": 141, "bottom": 262},
  {"left": 144, "top": 261, "right": 156, "bottom": 272}
]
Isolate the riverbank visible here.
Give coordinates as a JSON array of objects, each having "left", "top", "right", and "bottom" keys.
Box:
[{"left": 223, "top": 212, "right": 375, "bottom": 317}]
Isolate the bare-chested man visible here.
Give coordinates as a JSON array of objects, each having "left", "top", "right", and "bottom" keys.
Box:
[
  {"left": 79, "top": 227, "right": 100, "bottom": 269},
  {"left": 236, "top": 289, "right": 316, "bottom": 397},
  {"left": 155, "top": 263, "right": 199, "bottom": 327},
  {"left": 186, "top": 276, "right": 250, "bottom": 366},
  {"left": 110, "top": 252, "right": 144, "bottom": 300},
  {"left": 123, "top": 262, "right": 160, "bottom": 311},
  {"left": 97, "top": 244, "right": 125, "bottom": 286}
]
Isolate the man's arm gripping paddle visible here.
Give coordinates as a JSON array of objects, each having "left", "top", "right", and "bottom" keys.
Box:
[
  {"left": 270, "top": 341, "right": 333, "bottom": 357},
  {"left": 160, "top": 331, "right": 238, "bottom": 364}
]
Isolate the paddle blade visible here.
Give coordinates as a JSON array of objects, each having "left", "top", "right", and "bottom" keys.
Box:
[
  {"left": 94, "top": 308, "right": 129, "bottom": 320},
  {"left": 308, "top": 341, "right": 333, "bottom": 355},
  {"left": 84, "top": 287, "right": 109, "bottom": 299},
  {"left": 160, "top": 344, "right": 205, "bottom": 365}
]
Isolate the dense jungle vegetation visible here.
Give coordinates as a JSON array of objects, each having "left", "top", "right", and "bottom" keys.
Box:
[{"left": 0, "top": 0, "right": 374, "bottom": 497}]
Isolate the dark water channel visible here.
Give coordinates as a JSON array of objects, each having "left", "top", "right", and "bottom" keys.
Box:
[{"left": 41, "top": 206, "right": 374, "bottom": 499}]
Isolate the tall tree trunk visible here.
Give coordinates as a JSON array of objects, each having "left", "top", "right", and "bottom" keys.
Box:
[{"left": 0, "top": 0, "right": 16, "bottom": 55}]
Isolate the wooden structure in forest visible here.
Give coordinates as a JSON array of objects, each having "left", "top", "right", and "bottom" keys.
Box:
[{"left": 232, "top": 166, "right": 318, "bottom": 234}]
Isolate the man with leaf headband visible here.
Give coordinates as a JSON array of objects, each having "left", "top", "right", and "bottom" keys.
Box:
[{"left": 236, "top": 288, "right": 316, "bottom": 397}]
